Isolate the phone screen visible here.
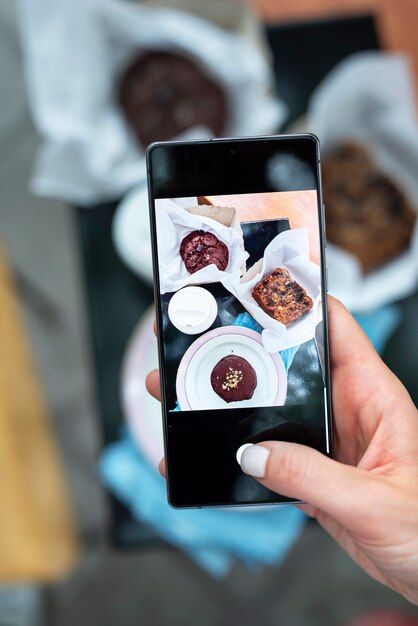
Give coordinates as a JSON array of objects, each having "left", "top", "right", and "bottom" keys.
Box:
[{"left": 147, "top": 135, "right": 332, "bottom": 508}]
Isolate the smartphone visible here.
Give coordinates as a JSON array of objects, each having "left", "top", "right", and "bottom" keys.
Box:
[{"left": 147, "top": 134, "right": 332, "bottom": 508}]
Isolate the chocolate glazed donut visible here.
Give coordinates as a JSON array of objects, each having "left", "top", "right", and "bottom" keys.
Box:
[{"left": 211, "top": 355, "right": 257, "bottom": 403}]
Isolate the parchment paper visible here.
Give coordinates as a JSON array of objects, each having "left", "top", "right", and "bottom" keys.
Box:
[
  {"left": 18, "top": 0, "right": 286, "bottom": 204},
  {"left": 156, "top": 199, "right": 248, "bottom": 294},
  {"left": 222, "top": 229, "right": 321, "bottom": 352},
  {"left": 306, "top": 52, "right": 418, "bottom": 311}
]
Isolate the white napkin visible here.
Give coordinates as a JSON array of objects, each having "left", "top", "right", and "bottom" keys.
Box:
[
  {"left": 222, "top": 229, "right": 321, "bottom": 352},
  {"left": 156, "top": 199, "right": 248, "bottom": 294},
  {"left": 306, "top": 52, "right": 418, "bottom": 311},
  {"left": 18, "top": 0, "right": 286, "bottom": 205}
]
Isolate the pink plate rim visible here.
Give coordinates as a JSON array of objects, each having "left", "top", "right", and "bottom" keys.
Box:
[
  {"left": 121, "top": 307, "right": 163, "bottom": 467},
  {"left": 176, "top": 325, "right": 287, "bottom": 411}
]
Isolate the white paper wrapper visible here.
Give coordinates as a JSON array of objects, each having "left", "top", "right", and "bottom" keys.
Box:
[
  {"left": 306, "top": 52, "right": 418, "bottom": 311},
  {"left": 18, "top": 0, "right": 286, "bottom": 205},
  {"left": 156, "top": 199, "right": 248, "bottom": 294},
  {"left": 222, "top": 229, "right": 321, "bottom": 352}
]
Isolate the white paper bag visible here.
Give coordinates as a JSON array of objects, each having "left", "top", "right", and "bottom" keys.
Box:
[
  {"left": 156, "top": 199, "right": 248, "bottom": 294},
  {"left": 18, "top": 0, "right": 286, "bottom": 204},
  {"left": 222, "top": 229, "right": 321, "bottom": 352},
  {"left": 306, "top": 52, "right": 418, "bottom": 311}
]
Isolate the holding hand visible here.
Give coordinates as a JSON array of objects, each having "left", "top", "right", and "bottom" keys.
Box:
[{"left": 146, "top": 298, "right": 418, "bottom": 604}]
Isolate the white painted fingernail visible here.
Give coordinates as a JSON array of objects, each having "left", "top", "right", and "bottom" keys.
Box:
[
  {"left": 239, "top": 444, "right": 270, "bottom": 478},
  {"left": 236, "top": 443, "right": 253, "bottom": 465}
]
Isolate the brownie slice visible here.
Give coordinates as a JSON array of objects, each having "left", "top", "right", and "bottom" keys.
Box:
[
  {"left": 252, "top": 267, "right": 313, "bottom": 326},
  {"left": 322, "top": 142, "right": 417, "bottom": 272}
]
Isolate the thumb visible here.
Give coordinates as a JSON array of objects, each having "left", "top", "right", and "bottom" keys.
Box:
[{"left": 238, "top": 441, "right": 381, "bottom": 530}]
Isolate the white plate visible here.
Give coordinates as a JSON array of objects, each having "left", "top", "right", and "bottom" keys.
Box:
[
  {"left": 112, "top": 183, "right": 153, "bottom": 283},
  {"left": 182, "top": 331, "right": 287, "bottom": 410},
  {"left": 122, "top": 316, "right": 280, "bottom": 511}
]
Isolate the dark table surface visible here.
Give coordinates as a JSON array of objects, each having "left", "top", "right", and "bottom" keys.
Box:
[
  {"left": 161, "top": 218, "right": 324, "bottom": 410},
  {"left": 76, "top": 13, "right": 418, "bottom": 548}
]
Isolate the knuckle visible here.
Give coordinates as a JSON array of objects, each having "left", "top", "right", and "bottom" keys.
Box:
[{"left": 273, "top": 445, "right": 309, "bottom": 492}]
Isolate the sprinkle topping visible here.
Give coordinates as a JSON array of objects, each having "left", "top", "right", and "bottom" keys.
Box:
[{"left": 221, "top": 367, "right": 243, "bottom": 391}]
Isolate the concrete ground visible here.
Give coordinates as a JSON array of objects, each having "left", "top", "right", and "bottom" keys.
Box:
[{"left": 1, "top": 1, "right": 418, "bottom": 625}]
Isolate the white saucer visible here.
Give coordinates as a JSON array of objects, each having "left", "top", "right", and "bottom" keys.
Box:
[
  {"left": 121, "top": 307, "right": 163, "bottom": 469},
  {"left": 112, "top": 183, "right": 153, "bottom": 283}
]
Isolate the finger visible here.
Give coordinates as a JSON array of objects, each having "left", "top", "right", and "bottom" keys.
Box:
[
  {"left": 159, "top": 458, "right": 166, "bottom": 478},
  {"left": 145, "top": 369, "right": 161, "bottom": 401},
  {"left": 293, "top": 502, "right": 317, "bottom": 518},
  {"left": 238, "top": 441, "right": 385, "bottom": 533},
  {"left": 153, "top": 319, "right": 157, "bottom": 336}
]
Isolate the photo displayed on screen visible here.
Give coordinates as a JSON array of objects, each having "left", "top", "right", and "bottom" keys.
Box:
[{"left": 155, "top": 190, "right": 326, "bottom": 419}]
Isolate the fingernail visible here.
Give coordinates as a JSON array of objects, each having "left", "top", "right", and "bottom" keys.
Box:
[
  {"left": 236, "top": 443, "right": 253, "bottom": 465},
  {"left": 238, "top": 444, "right": 270, "bottom": 478}
]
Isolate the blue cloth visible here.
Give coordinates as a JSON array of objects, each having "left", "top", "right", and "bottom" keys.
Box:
[
  {"left": 100, "top": 433, "right": 305, "bottom": 577},
  {"left": 232, "top": 312, "right": 300, "bottom": 371},
  {"left": 353, "top": 305, "right": 402, "bottom": 355}
]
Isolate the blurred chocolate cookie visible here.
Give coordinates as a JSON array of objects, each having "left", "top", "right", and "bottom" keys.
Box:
[
  {"left": 211, "top": 355, "right": 257, "bottom": 403},
  {"left": 180, "top": 230, "right": 229, "bottom": 274},
  {"left": 322, "top": 143, "right": 416, "bottom": 272},
  {"left": 119, "top": 51, "right": 227, "bottom": 147}
]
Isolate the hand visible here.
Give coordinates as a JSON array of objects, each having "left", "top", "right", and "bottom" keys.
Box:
[{"left": 146, "top": 297, "right": 418, "bottom": 604}]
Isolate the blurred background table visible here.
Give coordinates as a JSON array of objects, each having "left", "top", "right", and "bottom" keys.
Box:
[
  {"left": 77, "top": 11, "right": 417, "bottom": 548},
  {"left": 2, "top": 0, "right": 418, "bottom": 623},
  {"left": 0, "top": 248, "right": 77, "bottom": 581},
  {"left": 252, "top": 0, "right": 418, "bottom": 101}
]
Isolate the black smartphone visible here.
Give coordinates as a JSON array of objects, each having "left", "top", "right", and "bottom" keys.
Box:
[{"left": 147, "top": 134, "right": 332, "bottom": 508}]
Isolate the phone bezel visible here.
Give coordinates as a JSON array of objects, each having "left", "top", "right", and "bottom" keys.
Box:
[{"left": 146, "top": 133, "right": 333, "bottom": 509}]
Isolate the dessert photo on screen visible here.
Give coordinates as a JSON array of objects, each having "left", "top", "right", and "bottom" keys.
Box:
[{"left": 154, "top": 190, "right": 325, "bottom": 413}]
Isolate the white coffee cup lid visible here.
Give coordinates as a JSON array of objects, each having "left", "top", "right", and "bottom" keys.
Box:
[{"left": 168, "top": 286, "right": 218, "bottom": 335}]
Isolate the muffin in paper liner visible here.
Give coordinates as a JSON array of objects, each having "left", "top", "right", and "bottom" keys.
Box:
[
  {"left": 306, "top": 52, "right": 418, "bottom": 311},
  {"left": 19, "top": 0, "right": 286, "bottom": 204},
  {"left": 155, "top": 199, "right": 248, "bottom": 294},
  {"left": 221, "top": 229, "right": 322, "bottom": 353}
]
